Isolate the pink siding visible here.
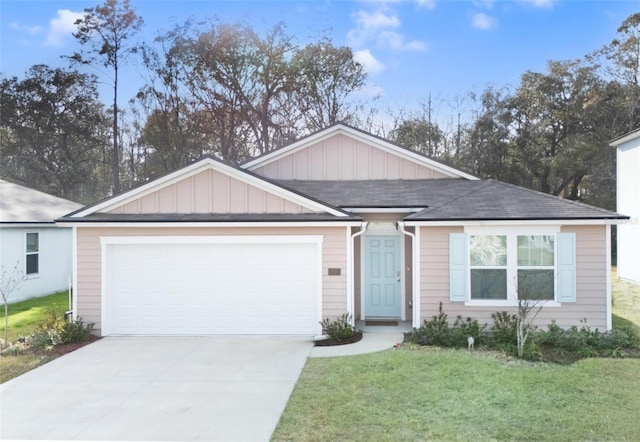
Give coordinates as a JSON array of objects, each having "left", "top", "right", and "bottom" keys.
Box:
[
  {"left": 109, "top": 169, "right": 313, "bottom": 215},
  {"left": 76, "top": 226, "right": 348, "bottom": 335},
  {"left": 253, "top": 133, "right": 450, "bottom": 180},
  {"left": 418, "top": 225, "right": 608, "bottom": 330}
]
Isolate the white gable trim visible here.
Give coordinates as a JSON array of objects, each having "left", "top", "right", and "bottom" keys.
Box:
[
  {"left": 610, "top": 128, "right": 640, "bottom": 147},
  {"left": 242, "top": 124, "right": 479, "bottom": 180},
  {"left": 71, "top": 158, "right": 347, "bottom": 218}
]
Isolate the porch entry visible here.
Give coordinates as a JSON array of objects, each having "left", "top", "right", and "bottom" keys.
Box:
[{"left": 364, "top": 235, "right": 402, "bottom": 318}]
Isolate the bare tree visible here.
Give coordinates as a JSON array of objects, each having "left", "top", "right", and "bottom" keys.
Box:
[
  {"left": 1, "top": 263, "right": 26, "bottom": 347},
  {"left": 514, "top": 277, "right": 544, "bottom": 358}
]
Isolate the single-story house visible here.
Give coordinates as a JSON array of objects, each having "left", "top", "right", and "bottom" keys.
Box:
[
  {"left": 57, "top": 124, "right": 627, "bottom": 336},
  {"left": 0, "top": 179, "right": 82, "bottom": 303},
  {"left": 610, "top": 130, "right": 640, "bottom": 285}
]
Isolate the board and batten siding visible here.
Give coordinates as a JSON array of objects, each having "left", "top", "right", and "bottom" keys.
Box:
[
  {"left": 418, "top": 225, "right": 608, "bottom": 329},
  {"left": 76, "top": 226, "right": 348, "bottom": 335},
  {"left": 253, "top": 133, "right": 449, "bottom": 180},
  {"left": 109, "top": 169, "right": 313, "bottom": 215}
]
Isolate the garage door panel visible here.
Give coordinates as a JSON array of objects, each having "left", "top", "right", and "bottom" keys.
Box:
[{"left": 105, "top": 239, "right": 320, "bottom": 335}]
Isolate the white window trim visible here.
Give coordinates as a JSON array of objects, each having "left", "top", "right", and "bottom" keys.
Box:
[
  {"left": 25, "top": 231, "right": 40, "bottom": 278},
  {"left": 464, "top": 226, "right": 561, "bottom": 307}
]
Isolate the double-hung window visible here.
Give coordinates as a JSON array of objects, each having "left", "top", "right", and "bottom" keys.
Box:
[
  {"left": 470, "top": 235, "right": 507, "bottom": 300},
  {"left": 450, "top": 228, "right": 576, "bottom": 305},
  {"left": 517, "top": 235, "right": 555, "bottom": 300},
  {"left": 26, "top": 232, "right": 39, "bottom": 276}
]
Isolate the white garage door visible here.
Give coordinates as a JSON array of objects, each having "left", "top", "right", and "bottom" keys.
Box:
[{"left": 103, "top": 236, "right": 322, "bottom": 335}]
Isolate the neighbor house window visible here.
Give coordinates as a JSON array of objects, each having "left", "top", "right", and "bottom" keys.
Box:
[
  {"left": 449, "top": 229, "right": 576, "bottom": 305},
  {"left": 26, "top": 232, "right": 39, "bottom": 275}
]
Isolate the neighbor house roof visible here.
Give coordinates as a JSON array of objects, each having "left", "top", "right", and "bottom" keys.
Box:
[
  {"left": 0, "top": 179, "right": 82, "bottom": 223},
  {"left": 278, "top": 179, "right": 626, "bottom": 221}
]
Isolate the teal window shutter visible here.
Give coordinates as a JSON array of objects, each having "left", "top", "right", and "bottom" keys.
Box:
[
  {"left": 557, "top": 232, "right": 576, "bottom": 303},
  {"left": 450, "top": 233, "right": 468, "bottom": 302}
]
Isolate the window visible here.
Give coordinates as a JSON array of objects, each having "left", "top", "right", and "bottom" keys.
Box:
[
  {"left": 517, "top": 235, "right": 554, "bottom": 300},
  {"left": 449, "top": 230, "right": 576, "bottom": 305},
  {"left": 470, "top": 235, "right": 507, "bottom": 299},
  {"left": 26, "top": 232, "right": 39, "bottom": 275}
]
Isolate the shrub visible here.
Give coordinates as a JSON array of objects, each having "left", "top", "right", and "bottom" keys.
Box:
[
  {"left": 319, "top": 313, "right": 355, "bottom": 342},
  {"left": 60, "top": 317, "right": 94, "bottom": 343},
  {"left": 29, "top": 308, "right": 94, "bottom": 351},
  {"left": 490, "top": 311, "right": 517, "bottom": 347},
  {"left": 407, "top": 303, "right": 486, "bottom": 348}
]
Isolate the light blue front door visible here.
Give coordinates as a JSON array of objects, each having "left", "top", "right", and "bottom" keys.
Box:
[{"left": 364, "top": 235, "right": 401, "bottom": 318}]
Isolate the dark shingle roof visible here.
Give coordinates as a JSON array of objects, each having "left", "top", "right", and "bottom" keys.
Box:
[{"left": 277, "top": 179, "right": 626, "bottom": 221}]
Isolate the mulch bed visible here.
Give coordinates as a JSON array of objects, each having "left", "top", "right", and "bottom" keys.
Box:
[
  {"left": 314, "top": 331, "right": 363, "bottom": 347},
  {"left": 46, "top": 335, "right": 101, "bottom": 356}
]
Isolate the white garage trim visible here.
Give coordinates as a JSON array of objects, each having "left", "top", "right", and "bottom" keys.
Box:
[{"left": 100, "top": 235, "right": 323, "bottom": 336}]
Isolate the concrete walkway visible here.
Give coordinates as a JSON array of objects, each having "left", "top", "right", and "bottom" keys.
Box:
[{"left": 310, "top": 322, "right": 410, "bottom": 358}]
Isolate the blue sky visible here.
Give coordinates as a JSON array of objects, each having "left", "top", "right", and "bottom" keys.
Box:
[{"left": 1, "top": 0, "right": 639, "bottom": 119}]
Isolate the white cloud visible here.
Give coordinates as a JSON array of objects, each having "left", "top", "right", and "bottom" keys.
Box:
[
  {"left": 44, "top": 9, "right": 84, "bottom": 47},
  {"left": 472, "top": 0, "right": 495, "bottom": 9},
  {"left": 9, "top": 22, "right": 44, "bottom": 35},
  {"left": 347, "top": 7, "right": 427, "bottom": 52},
  {"left": 354, "top": 49, "right": 385, "bottom": 74},
  {"left": 348, "top": 9, "right": 400, "bottom": 47},
  {"left": 520, "top": 0, "right": 555, "bottom": 8},
  {"left": 379, "top": 31, "right": 428, "bottom": 51},
  {"left": 472, "top": 12, "right": 498, "bottom": 30},
  {"left": 415, "top": 0, "right": 437, "bottom": 10}
]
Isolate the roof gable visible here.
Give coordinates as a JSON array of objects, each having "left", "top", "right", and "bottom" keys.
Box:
[
  {"left": 0, "top": 179, "right": 82, "bottom": 223},
  {"left": 69, "top": 157, "right": 348, "bottom": 219},
  {"left": 243, "top": 123, "right": 478, "bottom": 181}
]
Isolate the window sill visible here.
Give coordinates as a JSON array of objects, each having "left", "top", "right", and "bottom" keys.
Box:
[{"left": 464, "top": 300, "right": 561, "bottom": 308}]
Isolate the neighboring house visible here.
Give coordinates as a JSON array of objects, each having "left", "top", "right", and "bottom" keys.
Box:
[
  {"left": 611, "top": 130, "right": 640, "bottom": 285},
  {"left": 57, "top": 124, "right": 627, "bottom": 336},
  {"left": 0, "top": 180, "right": 82, "bottom": 303}
]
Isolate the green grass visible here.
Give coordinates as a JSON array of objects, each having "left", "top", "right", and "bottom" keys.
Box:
[
  {"left": 274, "top": 270, "right": 640, "bottom": 441},
  {"left": 612, "top": 268, "right": 640, "bottom": 334},
  {"left": 0, "top": 291, "right": 70, "bottom": 343},
  {"left": 273, "top": 348, "right": 640, "bottom": 441},
  {"left": 0, "top": 291, "right": 73, "bottom": 383}
]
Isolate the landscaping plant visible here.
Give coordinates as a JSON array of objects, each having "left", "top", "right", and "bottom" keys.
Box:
[{"left": 319, "top": 313, "right": 355, "bottom": 343}]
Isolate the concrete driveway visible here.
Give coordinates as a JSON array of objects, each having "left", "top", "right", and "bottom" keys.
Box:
[{"left": 0, "top": 336, "right": 313, "bottom": 441}]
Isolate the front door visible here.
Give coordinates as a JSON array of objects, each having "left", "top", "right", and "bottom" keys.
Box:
[{"left": 364, "top": 235, "right": 401, "bottom": 318}]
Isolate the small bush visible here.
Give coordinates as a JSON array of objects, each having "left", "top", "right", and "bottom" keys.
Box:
[
  {"left": 320, "top": 313, "right": 355, "bottom": 342},
  {"left": 60, "top": 317, "right": 94, "bottom": 343},
  {"left": 408, "top": 303, "right": 486, "bottom": 348},
  {"left": 490, "top": 311, "right": 517, "bottom": 347},
  {"left": 29, "top": 308, "right": 94, "bottom": 351}
]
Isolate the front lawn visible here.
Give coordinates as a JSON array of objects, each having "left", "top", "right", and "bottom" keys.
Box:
[
  {"left": 274, "top": 271, "right": 640, "bottom": 441},
  {"left": 0, "top": 291, "right": 93, "bottom": 384},
  {"left": 273, "top": 348, "right": 640, "bottom": 441},
  {"left": 0, "top": 291, "right": 69, "bottom": 343}
]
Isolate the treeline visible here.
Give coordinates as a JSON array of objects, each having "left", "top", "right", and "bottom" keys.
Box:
[{"left": 1, "top": 0, "right": 639, "bottom": 211}]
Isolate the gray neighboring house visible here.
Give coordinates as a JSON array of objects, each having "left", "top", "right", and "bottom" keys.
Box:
[
  {"left": 610, "top": 130, "right": 640, "bottom": 285},
  {"left": 0, "top": 179, "right": 82, "bottom": 302}
]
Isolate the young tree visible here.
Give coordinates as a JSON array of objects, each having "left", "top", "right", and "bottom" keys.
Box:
[
  {"left": 70, "top": 0, "right": 143, "bottom": 193},
  {"left": 0, "top": 263, "right": 26, "bottom": 347}
]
